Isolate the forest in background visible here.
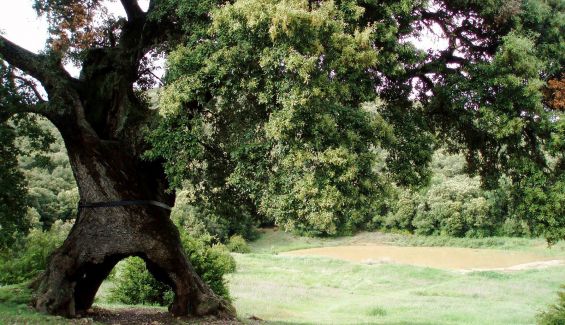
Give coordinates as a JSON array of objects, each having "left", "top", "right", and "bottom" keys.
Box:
[{"left": 5, "top": 117, "right": 541, "bottom": 245}]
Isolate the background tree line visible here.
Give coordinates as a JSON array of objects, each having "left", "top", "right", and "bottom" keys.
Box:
[{"left": 2, "top": 116, "right": 552, "bottom": 247}]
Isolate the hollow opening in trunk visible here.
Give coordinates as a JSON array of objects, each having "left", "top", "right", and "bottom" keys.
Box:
[{"left": 94, "top": 256, "right": 175, "bottom": 308}]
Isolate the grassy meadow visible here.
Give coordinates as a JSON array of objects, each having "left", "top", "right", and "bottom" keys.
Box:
[
  {"left": 230, "top": 254, "right": 563, "bottom": 324},
  {"left": 227, "top": 230, "right": 565, "bottom": 324},
  {"left": 1, "top": 230, "right": 564, "bottom": 324}
]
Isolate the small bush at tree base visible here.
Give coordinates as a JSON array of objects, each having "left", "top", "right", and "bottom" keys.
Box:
[
  {"left": 107, "top": 257, "right": 174, "bottom": 306},
  {"left": 180, "top": 234, "right": 236, "bottom": 300}
]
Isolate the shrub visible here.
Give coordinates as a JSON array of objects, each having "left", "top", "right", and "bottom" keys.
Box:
[
  {"left": 181, "top": 235, "right": 236, "bottom": 299},
  {"left": 500, "top": 218, "right": 531, "bottom": 237},
  {"left": 538, "top": 286, "right": 565, "bottom": 325},
  {"left": 390, "top": 170, "right": 504, "bottom": 238},
  {"left": 108, "top": 257, "right": 174, "bottom": 306},
  {"left": 227, "top": 235, "right": 250, "bottom": 253},
  {"left": 109, "top": 231, "right": 236, "bottom": 306},
  {"left": 384, "top": 190, "right": 418, "bottom": 232},
  {"left": 0, "top": 220, "right": 72, "bottom": 285}
]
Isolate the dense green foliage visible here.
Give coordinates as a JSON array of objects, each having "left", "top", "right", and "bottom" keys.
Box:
[
  {"left": 146, "top": 0, "right": 565, "bottom": 241},
  {"left": 227, "top": 235, "right": 251, "bottom": 253},
  {"left": 108, "top": 257, "right": 175, "bottom": 306},
  {"left": 0, "top": 63, "right": 33, "bottom": 249},
  {"left": 170, "top": 189, "right": 259, "bottom": 241},
  {"left": 0, "top": 116, "right": 76, "bottom": 251},
  {"left": 18, "top": 120, "right": 78, "bottom": 229},
  {"left": 179, "top": 235, "right": 237, "bottom": 299},
  {"left": 425, "top": 0, "right": 564, "bottom": 243},
  {"left": 384, "top": 152, "right": 529, "bottom": 238},
  {"left": 0, "top": 124, "right": 28, "bottom": 249},
  {"left": 0, "top": 220, "right": 72, "bottom": 285},
  {"left": 147, "top": 0, "right": 422, "bottom": 236}
]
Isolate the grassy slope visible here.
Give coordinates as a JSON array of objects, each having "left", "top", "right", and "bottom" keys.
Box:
[
  {"left": 230, "top": 254, "right": 564, "bottom": 324},
  {"left": 229, "top": 230, "right": 565, "bottom": 324}
]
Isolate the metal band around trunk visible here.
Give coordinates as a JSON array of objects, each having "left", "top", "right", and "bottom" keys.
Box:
[{"left": 79, "top": 200, "right": 172, "bottom": 211}]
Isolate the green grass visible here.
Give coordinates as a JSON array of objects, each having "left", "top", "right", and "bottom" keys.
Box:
[
  {"left": 0, "top": 284, "right": 98, "bottom": 324},
  {"left": 0, "top": 284, "right": 32, "bottom": 305},
  {"left": 229, "top": 253, "right": 565, "bottom": 324},
  {"left": 229, "top": 229, "right": 565, "bottom": 324}
]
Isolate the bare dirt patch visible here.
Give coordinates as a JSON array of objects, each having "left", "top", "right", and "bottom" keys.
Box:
[
  {"left": 281, "top": 245, "right": 564, "bottom": 271},
  {"left": 86, "top": 307, "right": 242, "bottom": 325}
]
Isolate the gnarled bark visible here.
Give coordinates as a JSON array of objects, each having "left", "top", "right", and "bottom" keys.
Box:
[
  {"left": 1, "top": 2, "right": 235, "bottom": 318},
  {"left": 31, "top": 136, "right": 235, "bottom": 318}
]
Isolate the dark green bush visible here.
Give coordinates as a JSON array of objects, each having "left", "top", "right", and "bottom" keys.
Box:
[
  {"left": 384, "top": 152, "right": 534, "bottom": 238},
  {"left": 226, "top": 235, "right": 250, "bottom": 253},
  {"left": 109, "top": 231, "right": 236, "bottom": 306},
  {"left": 0, "top": 220, "right": 72, "bottom": 285},
  {"left": 538, "top": 286, "right": 565, "bottom": 325},
  {"left": 181, "top": 235, "right": 236, "bottom": 299}
]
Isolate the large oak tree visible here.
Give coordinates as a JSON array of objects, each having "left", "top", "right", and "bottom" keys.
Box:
[
  {"left": 1, "top": 0, "right": 234, "bottom": 318},
  {"left": 0, "top": 0, "right": 563, "bottom": 319}
]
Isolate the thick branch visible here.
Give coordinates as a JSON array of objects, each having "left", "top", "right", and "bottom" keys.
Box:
[
  {"left": 0, "top": 36, "right": 79, "bottom": 92},
  {"left": 0, "top": 102, "right": 50, "bottom": 122},
  {"left": 120, "top": 0, "right": 145, "bottom": 21},
  {"left": 420, "top": 10, "right": 497, "bottom": 57},
  {"left": 0, "top": 36, "right": 50, "bottom": 85}
]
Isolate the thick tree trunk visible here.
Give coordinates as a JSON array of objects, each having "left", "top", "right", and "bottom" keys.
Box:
[
  {"left": 31, "top": 132, "right": 234, "bottom": 318},
  {"left": 1, "top": 4, "right": 236, "bottom": 318}
]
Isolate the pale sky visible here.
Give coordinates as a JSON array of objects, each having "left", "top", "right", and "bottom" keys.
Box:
[{"left": 0, "top": 0, "right": 49, "bottom": 52}]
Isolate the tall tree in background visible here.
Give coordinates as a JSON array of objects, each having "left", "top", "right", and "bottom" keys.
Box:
[{"left": 0, "top": 0, "right": 563, "bottom": 319}]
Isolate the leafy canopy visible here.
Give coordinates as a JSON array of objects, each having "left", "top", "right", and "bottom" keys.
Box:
[
  {"left": 148, "top": 0, "right": 564, "bottom": 239},
  {"left": 147, "top": 0, "right": 400, "bottom": 235}
]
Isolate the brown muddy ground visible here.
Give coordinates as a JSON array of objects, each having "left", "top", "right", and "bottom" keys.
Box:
[{"left": 281, "top": 245, "right": 563, "bottom": 271}]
